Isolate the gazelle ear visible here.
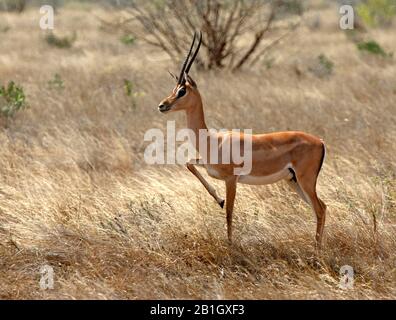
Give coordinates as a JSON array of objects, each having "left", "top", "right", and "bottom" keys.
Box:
[
  {"left": 168, "top": 70, "right": 178, "bottom": 82},
  {"left": 185, "top": 73, "right": 197, "bottom": 88}
]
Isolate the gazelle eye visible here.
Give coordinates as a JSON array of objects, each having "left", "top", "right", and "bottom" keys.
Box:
[{"left": 177, "top": 87, "right": 186, "bottom": 98}]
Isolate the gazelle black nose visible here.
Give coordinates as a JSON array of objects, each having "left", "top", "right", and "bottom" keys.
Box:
[{"left": 158, "top": 104, "right": 171, "bottom": 113}]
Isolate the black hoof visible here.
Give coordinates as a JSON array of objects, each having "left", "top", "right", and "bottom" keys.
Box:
[{"left": 219, "top": 200, "right": 225, "bottom": 209}]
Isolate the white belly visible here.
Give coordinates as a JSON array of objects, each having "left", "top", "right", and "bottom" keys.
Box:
[
  {"left": 206, "top": 166, "right": 223, "bottom": 179},
  {"left": 238, "top": 168, "right": 293, "bottom": 185}
]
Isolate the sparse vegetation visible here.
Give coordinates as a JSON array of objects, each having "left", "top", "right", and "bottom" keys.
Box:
[
  {"left": 357, "top": 0, "right": 396, "bottom": 27},
  {"left": 48, "top": 73, "right": 65, "bottom": 90},
  {"left": 120, "top": 34, "right": 135, "bottom": 46},
  {"left": 45, "top": 31, "right": 77, "bottom": 49},
  {"left": 123, "top": 79, "right": 133, "bottom": 96},
  {"left": 357, "top": 40, "right": 392, "bottom": 57},
  {"left": 309, "top": 54, "right": 334, "bottom": 78},
  {"left": 0, "top": 81, "right": 26, "bottom": 119},
  {"left": 123, "top": 79, "right": 145, "bottom": 108}
]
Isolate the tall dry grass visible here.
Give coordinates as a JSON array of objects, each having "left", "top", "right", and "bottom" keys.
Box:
[{"left": 0, "top": 4, "right": 395, "bottom": 299}]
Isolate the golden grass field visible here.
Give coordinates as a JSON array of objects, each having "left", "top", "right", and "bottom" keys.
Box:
[{"left": 0, "top": 2, "right": 395, "bottom": 299}]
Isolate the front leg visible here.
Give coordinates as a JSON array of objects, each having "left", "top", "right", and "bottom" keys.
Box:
[
  {"left": 186, "top": 160, "right": 224, "bottom": 208},
  {"left": 225, "top": 177, "right": 238, "bottom": 243}
]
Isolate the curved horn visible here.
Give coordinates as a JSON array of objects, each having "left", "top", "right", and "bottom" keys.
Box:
[
  {"left": 178, "top": 32, "right": 197, "bottom": 85},
  {"left": 185, "top": 30, "right": 202, "bottom": 75}
]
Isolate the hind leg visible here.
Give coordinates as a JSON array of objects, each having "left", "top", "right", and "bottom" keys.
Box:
[
  {"left": 295, "top": 175, "right": 327, "bottom": 249},
  {"left": 286, "top": 180, "right": 309, "bottom": 204}
]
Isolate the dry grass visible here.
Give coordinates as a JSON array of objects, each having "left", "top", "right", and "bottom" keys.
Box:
[{"left": 0, "top": 4, "right": 395, "bottom": 299}]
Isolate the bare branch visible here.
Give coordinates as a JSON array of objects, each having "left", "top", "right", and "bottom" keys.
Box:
[
  {"left": 115, "top": 0, "right": 302, "bottom": 70},
  {"left": 233, "top": 3, "right": 277, "bottom": 70},
  {"left": 249, "top": 20, "right": 301, "bottom": 67}
]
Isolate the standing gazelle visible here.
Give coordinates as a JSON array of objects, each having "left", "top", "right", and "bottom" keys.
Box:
[{"left": 158, "top": 32, "right": 327, "bottom": 248}]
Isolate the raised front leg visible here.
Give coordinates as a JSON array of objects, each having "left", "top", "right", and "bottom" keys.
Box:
[
  {"left": 225, "top": 177, "right": 238, "bottom": 243},
  {"left": 186, "top": 160, "right": 225, "bottom": 208}
]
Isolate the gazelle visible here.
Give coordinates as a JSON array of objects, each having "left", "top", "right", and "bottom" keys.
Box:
[{"left": 158, "top": 31, "right": 327, "bottom": 248}]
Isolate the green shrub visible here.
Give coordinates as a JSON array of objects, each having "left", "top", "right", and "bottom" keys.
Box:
[
  {"left": 357, "top": 0, "right": 396, "bottom": 27},
  {"left": 123, "top": 79, "right": 145, "bottom": 109},
  {"left": 309, "top": 54, "right": 334, "bottom": 78},
  {"left": 0, "top": 81, "right": 27, "bottom": 118},
  {"left": 124, "top": 79, "right": 133, "bottom": 97},
  {"left": 120, "top": 34, "right": 135, "bottom": 46},
  {"left": 48, "top": 73, "right": 65, "bottom": 90},
  {"left": 357, "top": 40, "right": 392, "bottom": 57},
  {"left": 45, "top": 32, "right": 77, "bottom": 49},
  {"left": 318, "top": 54, "right": 334, "bottom": 72}
]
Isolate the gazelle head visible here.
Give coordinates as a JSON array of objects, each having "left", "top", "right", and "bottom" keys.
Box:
[{"left": 158, "top": 31, "right": 202, "bottom": 114}]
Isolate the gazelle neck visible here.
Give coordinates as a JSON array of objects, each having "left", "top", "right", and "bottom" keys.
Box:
[
  {"left": 185, "top": 97, "right": 208, "bottom": 134},
  {"left": 185, "top": 94, "right": 208, "bottom": 152}
]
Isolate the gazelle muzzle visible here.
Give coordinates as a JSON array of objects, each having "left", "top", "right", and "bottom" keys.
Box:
[{"left": 158, "top": 103, "right": 172, "bottom": 113}]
